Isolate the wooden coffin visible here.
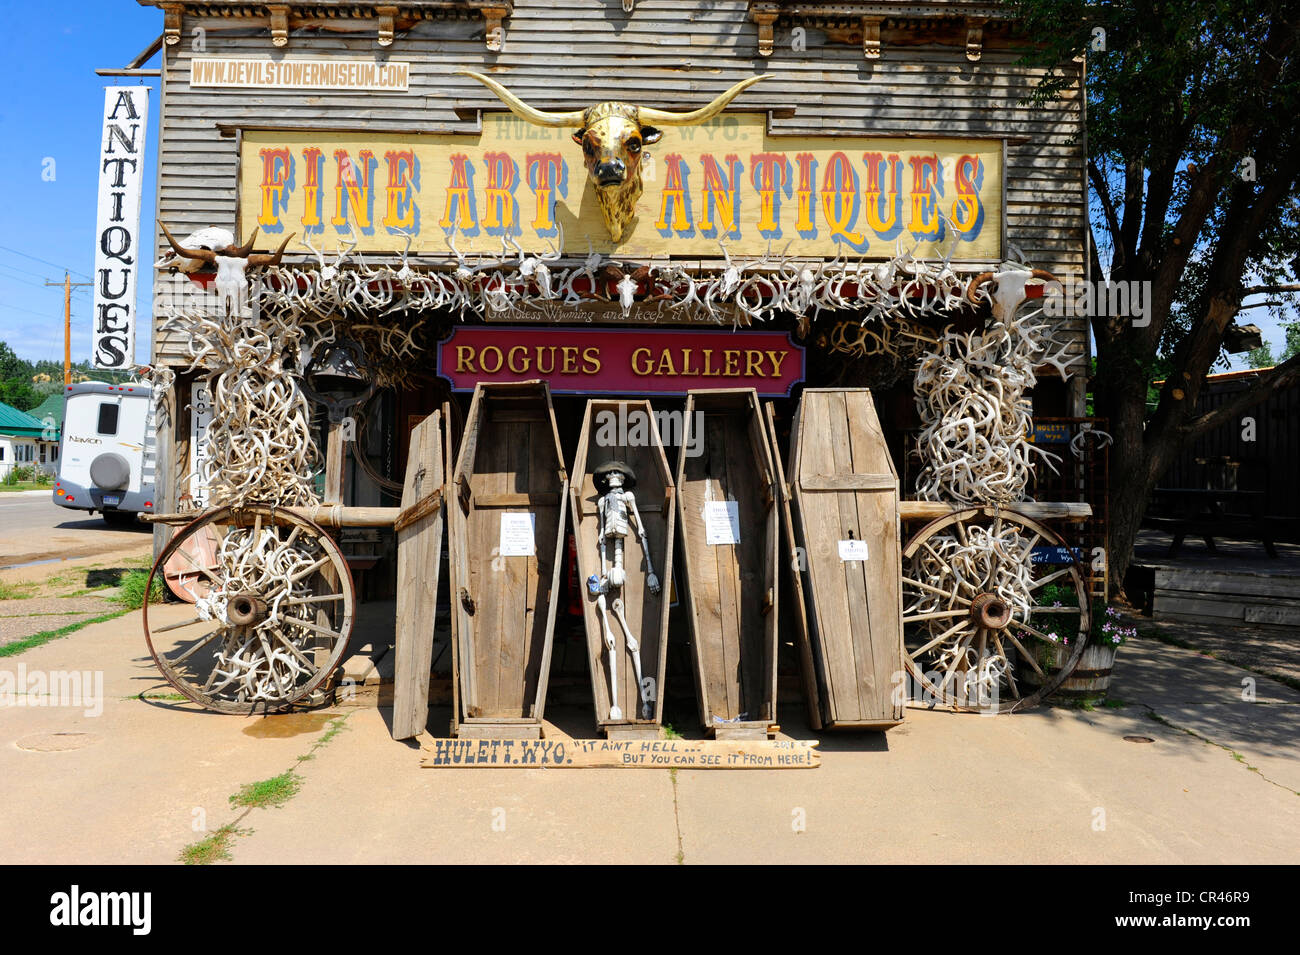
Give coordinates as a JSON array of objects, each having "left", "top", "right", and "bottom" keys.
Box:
[
  {"left": 571, "top": 400, "right": 676, "bottom": 738},
  {"left": 677, "top": 389, "right": 779, "bottom": 739},
  {"left": 449, "top": 381, "right": 568, "bottom": 739},
  {"left": 786, "top": 389, "right": 904, "bottom": 730}
]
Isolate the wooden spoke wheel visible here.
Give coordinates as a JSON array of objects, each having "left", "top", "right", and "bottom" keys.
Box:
[
  {"left": 143, "top": 505, "right": 355, "bottom": 715},
  {"left": 901, "top": 505, "right": 1090, "bottom": 714}
]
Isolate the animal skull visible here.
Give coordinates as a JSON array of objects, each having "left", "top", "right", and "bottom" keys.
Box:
[
  {"left": 160, "top": 223, "right": 293, "bottom": 315},
  {"left": 458, "top": 70, "right": 769, "bottom": 243}
]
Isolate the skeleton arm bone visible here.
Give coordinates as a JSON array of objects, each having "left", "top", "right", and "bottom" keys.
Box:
[{"left": 624, "top": 492, "right": 661, "bottom": 594}]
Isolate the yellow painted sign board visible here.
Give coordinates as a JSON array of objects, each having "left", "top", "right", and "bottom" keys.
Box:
[{"left": 240, "top": 114, "right": 1002, "bottom": 259}]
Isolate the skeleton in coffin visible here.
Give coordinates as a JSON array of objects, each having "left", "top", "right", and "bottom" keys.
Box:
[{"left": 588, "top": 460, "right": 661, "bottom": 720}]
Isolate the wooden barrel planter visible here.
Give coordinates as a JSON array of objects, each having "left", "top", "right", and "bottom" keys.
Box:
[
  {"left": 571, "top": 399, "right": 676, "bottom": 739},
  {"left": 677, "top": 389, "right": 779, "bottom": 739},
  {"left": 448, "top": 380, "right": 568, "bottom": 739},
  {"left": 1020, "top": 640, "right": 1118, "bottom": 703}
]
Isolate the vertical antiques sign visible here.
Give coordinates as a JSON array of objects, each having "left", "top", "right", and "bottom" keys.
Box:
[{"left": 92, "top": 87, "right": 149, "bottom": 370}]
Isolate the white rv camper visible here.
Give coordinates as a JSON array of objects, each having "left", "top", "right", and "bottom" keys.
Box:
[{"left": 53, "top": 382, "right": 156, "bottom": 525}]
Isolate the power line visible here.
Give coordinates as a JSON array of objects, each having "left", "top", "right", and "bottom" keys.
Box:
[
  {"left": 0, "top": 301, "right": 59, "bottom": 319},
  {"left": 0, "top": 245, "right": 92, "bottom": 281}
]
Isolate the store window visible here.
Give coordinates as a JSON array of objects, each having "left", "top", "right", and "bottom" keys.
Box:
[{"left": 97, "top": 402, "right": 119, "bottom": 436}]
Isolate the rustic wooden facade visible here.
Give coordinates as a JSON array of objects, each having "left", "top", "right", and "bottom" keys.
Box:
[{"left": 138, "top": 0, "right": 1089, "bottom": 508}]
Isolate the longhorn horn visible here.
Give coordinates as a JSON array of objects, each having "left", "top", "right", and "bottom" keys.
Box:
[
  {"left": 1030, "top": 268, "right": 1059, "bottom": 283},
  {"left": 160, "top": 222, "right": 216, "bottom": 264},
  {"left": 228, "top": 227, "right": 260, "bottom": 258},
  {"left": 248, "top": 233, "right": 295, "bottom": 267},
  {"left": 639, "top": 74, "right": 771, "bottom": 125},
  {"left": 966, "top": 271, "right": 996, "bottom": 304},
  {"left": 457, "top": 69, "right": 586, "bottom": 127}
]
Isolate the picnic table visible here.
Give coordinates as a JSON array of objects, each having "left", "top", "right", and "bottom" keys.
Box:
[{"left": 1145, "top": 487, "right": 1277, "bottom": 558}]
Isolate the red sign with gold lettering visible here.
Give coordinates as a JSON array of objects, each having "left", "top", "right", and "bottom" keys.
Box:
[{"left": 438, "top": 327, "right": 803, "bottom": 396}]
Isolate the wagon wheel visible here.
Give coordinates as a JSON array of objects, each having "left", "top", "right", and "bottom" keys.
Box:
[
  {"left": 901, "top": 505, "right": 1090, "bottom": 714},
  {"left": 143, "top": 504, "right": 355, "bottom": 714}
]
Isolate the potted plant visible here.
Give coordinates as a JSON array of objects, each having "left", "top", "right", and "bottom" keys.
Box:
[{"left": 1020, "top": 588, "right": 1137, "bottom": 704}]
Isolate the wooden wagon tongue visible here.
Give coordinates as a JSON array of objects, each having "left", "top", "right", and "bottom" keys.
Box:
[
  {"left": 448, "top": 380, "right": 569, "bottom": 740},
  {"left": 676, "top": 389, "right": 780, "bottom": 740}
]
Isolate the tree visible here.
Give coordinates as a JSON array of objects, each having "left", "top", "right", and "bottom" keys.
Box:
[
  {"left": 1013, "top": 0, "right": 1300, "bottom": 598},
  {"left": 1245, "top": 343, "right": 1275, "bottom": 369}
]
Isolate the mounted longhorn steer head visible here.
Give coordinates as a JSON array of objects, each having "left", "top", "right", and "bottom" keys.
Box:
[
  {"left": 458, "top": 70, "right": 769, "bottom": 243},
  {"left": 160, "top": 223, "right": 294, "bottom": 316}
]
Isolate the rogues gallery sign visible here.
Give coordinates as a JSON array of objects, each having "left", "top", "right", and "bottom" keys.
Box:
[
  {"left": 438, "top": 327, "right": 803, "bottom": 396},
  {"left": 240, "top": 116, "right": 1003, "bottom": 259}
]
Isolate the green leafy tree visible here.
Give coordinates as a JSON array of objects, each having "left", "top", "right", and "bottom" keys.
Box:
[
  {"left": 1245, "top": 343, "right": 1275, "bottom": 369},
  {"left": 1013, "top": 0, "right": 1300, "bottom": 597}
]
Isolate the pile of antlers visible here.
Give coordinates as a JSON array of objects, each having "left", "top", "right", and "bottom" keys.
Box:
[
  {"left": 195, "top": 525, "right": 333, "bottom": 703},
  {"left": 207, "top": 224, "right": 982, "bottom": 330},
  {"left": 906, "top": 520, "right": 1037, "bottom": 701},
  {"left": 158, "top": 301, "right": 323, "bottom": 509},
  {"left": 912, "top": 268, "right": 1083, "bottom": 505}
]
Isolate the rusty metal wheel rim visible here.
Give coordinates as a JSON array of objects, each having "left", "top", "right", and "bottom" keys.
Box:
[
  {"left": 143, "top": 505, "right": 355, "bottom": 715},
  {"left": 901, "top": 505, "right": 1090, "bottom": 714}
]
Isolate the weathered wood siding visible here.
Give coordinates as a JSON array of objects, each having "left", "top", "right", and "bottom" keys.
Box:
[{"left": 150, "top": 1, "right": 1086, "bottom": 362}]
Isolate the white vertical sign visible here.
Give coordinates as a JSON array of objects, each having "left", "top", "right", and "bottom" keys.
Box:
[
  {"left": 189, "top": 382, "right": 213, "bottom": 507},
  {"left": 92, "top": 86, "right": 149, "bottom": 370}
]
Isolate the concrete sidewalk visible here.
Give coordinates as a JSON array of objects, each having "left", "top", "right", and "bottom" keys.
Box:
[{"left": 1, "top": 604, "right": 1297, "bottom": 864}]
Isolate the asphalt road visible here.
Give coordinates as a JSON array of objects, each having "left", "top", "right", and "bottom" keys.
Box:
[{"left": 0, "top": 492, "right": 152, "bottom": 568}]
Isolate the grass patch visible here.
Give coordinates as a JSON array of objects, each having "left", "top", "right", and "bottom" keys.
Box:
[
  {"left": 0, "top": 610, "right": 128, "bottom": 658},
  {"left": 0, "top": 580, "right": 38, "bottom": 600},
  {"left": 111, "top": 569, "right": 162, "bottom": 610},
  {"left": 229, "top": 771, "right": 301, "bottom": 810},
  {"left": 0, "top": 482, "right": 50, "bottom": 493},
  {"left": 179, "top": 824, "right": 244, "bottom": 865},
  {"left": 662, "top": 723, "right": 682, "bottom": 740},
  {"left": 138, "top": 691, "right": 189, "bottom": 703}
]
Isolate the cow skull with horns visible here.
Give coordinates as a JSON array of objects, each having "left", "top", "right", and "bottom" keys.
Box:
[
  {"left": 458, "top": 70, "right": 769, "bottom": 243},
  {"left": 160, "top": 224, "right": 294, "bottom": 315}
]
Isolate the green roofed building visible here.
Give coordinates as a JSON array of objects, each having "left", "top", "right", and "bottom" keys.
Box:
[{"left": 0, "top": 398, "right": 60, "bottom": 479}]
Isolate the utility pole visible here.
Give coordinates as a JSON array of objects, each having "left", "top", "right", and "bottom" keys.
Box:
[{"left": 45, "top": 272, "right": 93, "bottom": 386}]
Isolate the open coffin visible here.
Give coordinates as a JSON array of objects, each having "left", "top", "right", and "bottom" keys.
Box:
[
  {"left": 571, "top": 400, "right": 676, "bottom": 738},
  {"left": 676, "top": 389, "right": 779, "bottom": 739},
  {"left": 449, "top": 380, "right": 568, "bottom": 739}
]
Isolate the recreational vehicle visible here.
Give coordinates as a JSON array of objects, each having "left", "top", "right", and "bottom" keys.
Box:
[{"left": 53, "top": 382, "right": 156, "bottom": 525}]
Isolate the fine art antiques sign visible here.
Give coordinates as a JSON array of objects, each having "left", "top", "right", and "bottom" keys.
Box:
[
  {"left": 438, "top": 327, "right": 804, "bottom": 396},
  {"left": 92, "top": 86, "right": 149, "bottom": 370},
  {"left": 239, "top": 116, "right": 1004, "bottom": 259}
]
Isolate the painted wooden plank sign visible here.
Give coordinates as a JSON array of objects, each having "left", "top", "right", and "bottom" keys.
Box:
[
  {"left": 239, "top": 117, "right": 1004, "bottom": 259},
  {"left": 421, "top": 737, "right": 821, "bottom": 769},
  {"left": 676, "top": 389, "right": 780, "bottom": 739},
  {"left": 786, "top": 389, "right": 904, "bottom": 730},
  {"left": 449, "top": 381, "right": 568, "bottom": 740}
]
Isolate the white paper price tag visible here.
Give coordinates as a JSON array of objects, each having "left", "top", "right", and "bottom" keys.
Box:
[
  {"left": 499, "top": 512, "right": 536, "bottom": 557},
  {"left": 704, "top": 501, "right": 741, "bottom": 546},
  {"left": 838, "top": 539, "right": 869, "bottom": 561}
]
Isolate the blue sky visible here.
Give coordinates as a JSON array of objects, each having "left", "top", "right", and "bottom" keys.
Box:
[
  {"left": 0, "top": 1, "right": 160, "bottom": 365},
  {"left": 0, "top": 2, "right": 1287, "bottom": 370}
]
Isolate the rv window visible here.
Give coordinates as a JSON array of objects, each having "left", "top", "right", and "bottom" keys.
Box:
[{"left": 97, "top": 402, "right": 120, "bottom": 435}]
